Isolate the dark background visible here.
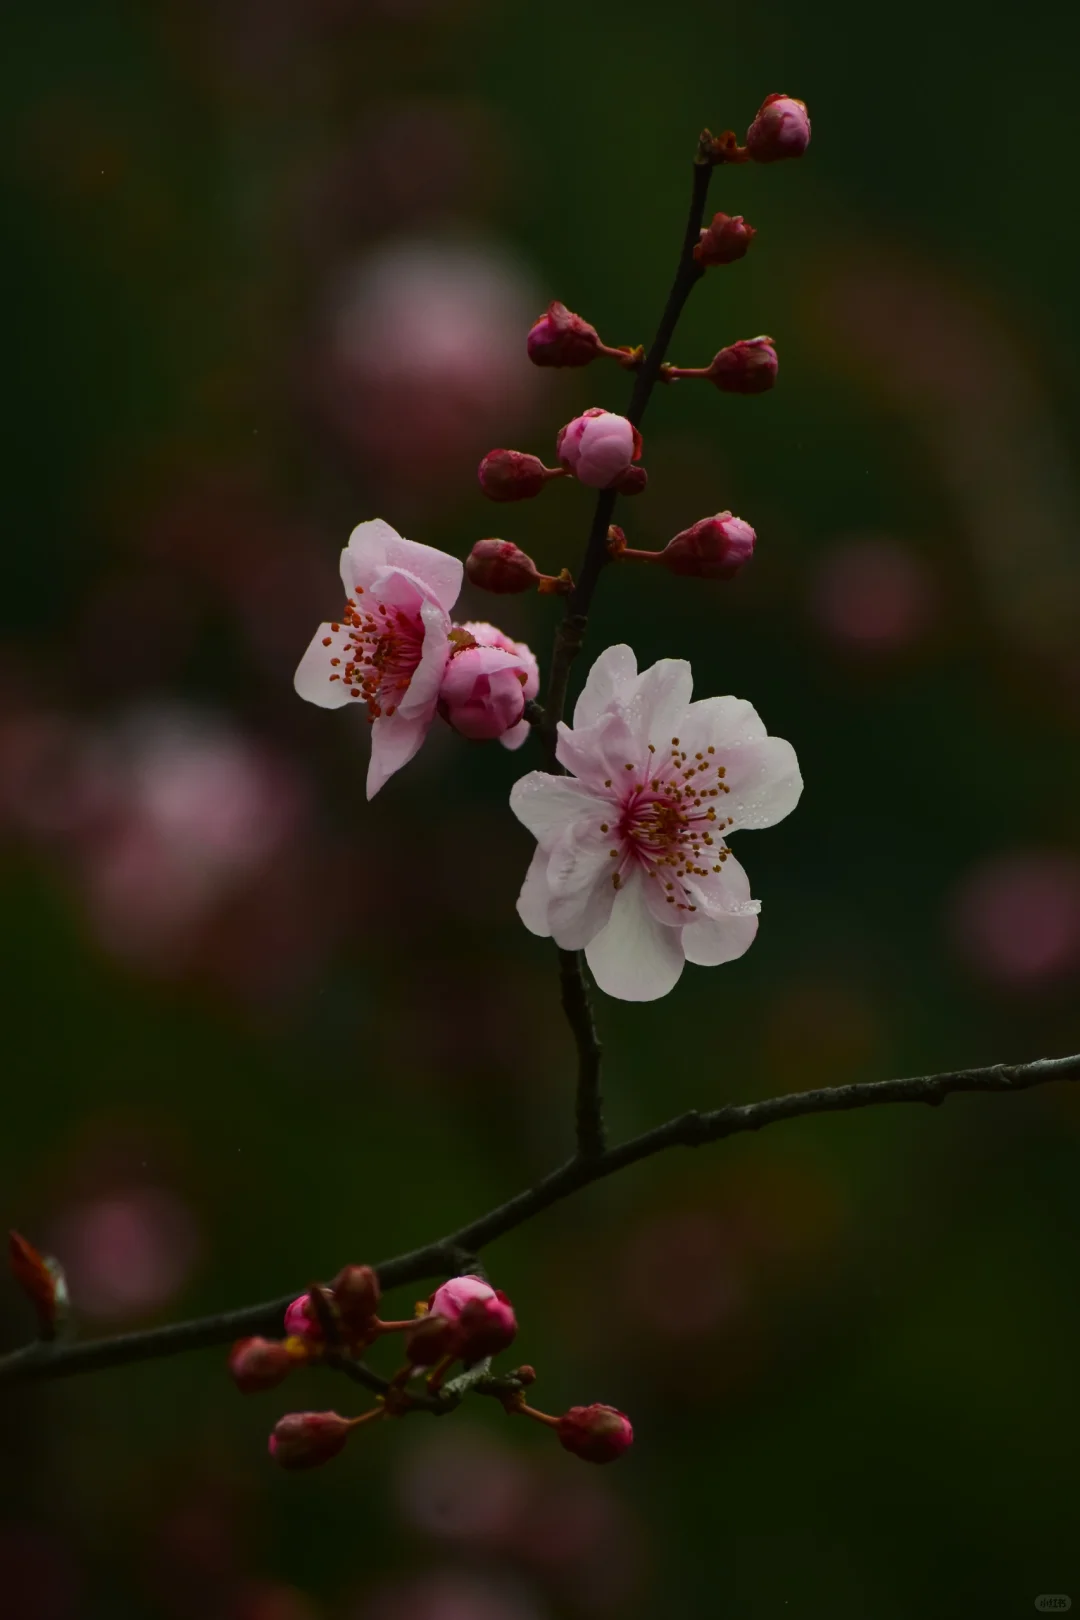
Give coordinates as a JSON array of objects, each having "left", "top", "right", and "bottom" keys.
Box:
[{"left": 3, "top": 2, "right": 1080, "bottom": 1617}]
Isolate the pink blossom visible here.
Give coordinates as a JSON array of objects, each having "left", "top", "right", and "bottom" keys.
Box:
[
  {"left": 438, "top": 640, "right": 531, "bottom": 744},
  {"left": 428, "top": 1274, "right": 494, "bottom": 1319},
  {"left": 283, "top": 1293, "right": 323, "bottom": 1343},
  {"left": 746, "top": 94, "right": 811, "bottom": 163},
  {"left": 294, "top": 518, "right": 463, "bottom": 797},
  {"left": 660, "top": 513, "right": 756, "bottom": 580},
  {"left": 458, "top": 623, "right": 539, "bottom": 750},
  {"left": 556, "top": 409, "right": 641, "bottom": 489},
  {"left": 509, "top": 645, "right": 802, "bottom": 1001}
]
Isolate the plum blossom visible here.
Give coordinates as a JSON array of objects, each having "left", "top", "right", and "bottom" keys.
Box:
[
  {"left": 556, "top": 409, "right": 641, "bottom": 489},
  {"left": 294, "top": 519, "right": 463, "bottom": 797},
  {"left": 510, "top": 646, "right": 802, "bottom": 1001},
  {"left": 455, "top": 623, "right": 539, "bottom": 749}
]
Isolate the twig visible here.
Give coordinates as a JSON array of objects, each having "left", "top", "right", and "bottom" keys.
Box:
[
  {"left": 537, "top": 142, "right": 717, "bottom": 1167},
  {"left": 4, "top": 1052, "right": 1077, "bottom": 1388},
  {"left": 559, "top": 948, "right": 604, "bottom": 1158}
]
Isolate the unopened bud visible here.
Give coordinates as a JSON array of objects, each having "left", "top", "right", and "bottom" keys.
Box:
[
  {"left": 269, "top": 1411, "right": 353, "bottom": 1471},
  {"left": 438, "top": 642, "right": 530, "bottom": 742},
  {"left": 556, "top": 1404, "right": 634, "bottom": 1464},
  {"left": 8, "top": 1230, "right": 67, "bottom": 1339},
  {"left": 229, "top": 1337, "right": 294, "bottom": 1394},
  {"left": 466, "top": 539, "right": 542, "bottom": 595},
  {"left": 330, "top": 1264, "right": 380, "bottom": 1338},
  {"left": 613, "top": 464, "right": 648, "bottom": 496},
  {"left": 556, "top": 409, "right": 642, "bottom": 490},
  {"left": 455, "top": 1290, "right": 518, "bottom": 1365},
  {"left": 477, "top": 449, "right": 561, "bottom": 503},
  {"left": 660, "top": 513, "right": 756, "bottom": 580},
  {"left": 694, "top": 212, "right": 756, "bottom": 267},
  {"left": 746, "top": 94, "right": 811, "bottom": 163},
  {"left": 527, "top": 301, "right": 603, "bottom": 367},
  {"left": 404, "top": 1311, "right": 458, "bottom": 1366},
  {"left": 283, "top": 1292, "right": 325, "bottom": 1345},
  {"left": 707, "top": 336, "right": 778, "bottom": 395},
  {"left": 429, "top": 1275, "right": 495, "bottom": 1319}
]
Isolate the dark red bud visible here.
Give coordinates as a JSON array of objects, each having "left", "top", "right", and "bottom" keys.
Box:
[
  {"left": 404, "top": 1312, "right": 459, "bottom": 1366},
  {"left": 694, "top": 213, "right": 756, "bottom": 267},
  {"left": 465, "top": 539, "right": 543, "bottom": 594},
  {"left": 526, "top": 301, "right": 603, "bottom": 367},
  {"left": 8, "top": 1230, "right": 66, "bottom": 1338},
  {"left": 329, "top": 1264, "right": 381, "bottom": 1337},
  {"left": 477, "top": 449, "right": 559, "bottom": 503},
  {"left": 229, "top": 1337, "right": 295, "bottom": 1394},
  {"left": 707, "top": 336, "right": 778, "bottom": 395},
  {"left": 269, "top": 1411, "right": 353, "bottom": 1471},
  {"left": 613, "top": 465, "right": 648, "bottom": 496},
  {"left": 556, "top": 1404, "right": 634, "bottom": 1464}
]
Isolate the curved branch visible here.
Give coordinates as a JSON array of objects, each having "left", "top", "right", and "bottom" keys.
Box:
[{"left": 3, "top": 1052, "right": 1077, "bottom": 1389}]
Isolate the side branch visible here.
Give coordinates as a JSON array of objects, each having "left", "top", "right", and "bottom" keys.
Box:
[{"left": 4, "top": 1053, "right": 1077, "bottom": 1389}]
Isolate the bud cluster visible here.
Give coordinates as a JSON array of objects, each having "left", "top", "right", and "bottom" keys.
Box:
[
  {"left": 464, "top": 93, "right": 807, "bottom": 599},
  {"left": 226, "top": 1266, "right": 634, "bottom": 1473}
]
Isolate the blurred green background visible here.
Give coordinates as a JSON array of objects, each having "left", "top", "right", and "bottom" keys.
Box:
[{"left": 3, "top": 2, "right": 1080, "bottom": 1617}]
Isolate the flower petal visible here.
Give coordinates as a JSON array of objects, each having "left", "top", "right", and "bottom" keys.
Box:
[
  {"left": 517, "top": 846, "right": 552, "bottom": 937},
  {"left": 549, "top": 874, "right": 617, "bottom": 950},
  {"left": 680, "top": 909, "right": 759, "bottom": 966},
  {"left": 342, "top": 519, "right": 462, "bottom": 612},
  {"left": 555, "top": 709, "right": 641, "bottom": 792},
  {"left": 573, "top": 644, "right": 638, "bottom": 728},
  {"left": 621, "top": 658, "right": 694, "bottom": 750},
  {"left": 498, "top": 718, "right": 531, "bottom": 751},
  {"left": 585, "top": 875, "right": 686, "bottom": 1001},
  {"left": 365, "top": 711, "right": 429, "bottom": 799},
  {"left": 397, "top": 596, "right": 453, "bottom": 720},
  {"left": 509, "top": 773, "right": 609, "bottom": 846},
  {"left": 294, "top": 623, "right": 355, "bottom": 710},
  {"left": 678, "top": 695, "right": 769, "bottom": 754},
  {"left": 720, "top": 737, "right": 803, "bottom": 830}
]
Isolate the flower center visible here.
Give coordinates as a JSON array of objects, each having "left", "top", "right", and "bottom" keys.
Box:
[
  {"left": 607, "top": 740, "right": 734, "bottom": 909},
  {"left": 327, "top": 594, "right": 425, "bottom": 721}
]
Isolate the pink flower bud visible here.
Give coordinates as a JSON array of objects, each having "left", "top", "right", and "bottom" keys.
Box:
[
  {"left": 556, "top": 1404, "right": 634, "bottom": 1464},
  {"left": 455, "top": 1289, "right": 518, "bottom": 1364},
  {"left": 746, "top": 94, "right": 811, "bottom": 163},
  {"left": 556, "top": 409, "right": 641, "bottom": 489},
  {"left": 429, "top": 1274, "right": 495, "bottom": 1319},
  {"left": 477, "top": 449, "right": 559, "bottom": 503},
  {"left": 459, "top": 622, "right": 539, "bottom": 752},
  {"left": 404, "top": 1311, "right": 459, "bottom": 1366},
  {"left": 465, "top": 539, "right": 542, "bottom": 595},
  {"left": 283, "top": 1292, "right": 324, "bottom": 1344},
  {"left": 438, "top": 643, "right": 530, "bottom": 742},
  {"left": 229, "top": 1336, "right": 294, "bottom": 1394},
  {"left": 527, "top": 301, "right": 603, "bottom": 367},
  {"left": 269, "top": 1411, "right": 352, "bottom": 1471},
  {"left": 660, "top": 513, "right": 756, "bottom": 580},
  {"left": 694, "top": 212, "right": 756, "bottom": 267},
  {"left": 613, "top": 464, "right": 648, "bottom": 496},
  {"left": 329, "top": 1264, "right": 380, "bottom": 1337},
  {"left": 706, "top": 336, "right": 778, "bottom": 395}
]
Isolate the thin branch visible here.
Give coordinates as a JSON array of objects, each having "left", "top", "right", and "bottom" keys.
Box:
[
  {"left": 536, "top": 143, "right": 717, "bottom": 1170},
  {"left": 559, "top": 948, "right": 605, "bottom": 1157},
  {"left": 4, "top": 1052, "right": 1078, "bottom": 1389}
]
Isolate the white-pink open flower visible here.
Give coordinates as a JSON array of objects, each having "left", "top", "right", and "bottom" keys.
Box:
[
  {"left": 509, "top": 645, "right": 802, "bottom": 1001},
  {"left": 294, "top": 519, "right": 463, "bottom": 798},
  {"left": 457, "top": 622, "right": 539, "bottom": 750}
]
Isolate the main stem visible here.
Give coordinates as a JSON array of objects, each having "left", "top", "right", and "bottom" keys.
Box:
[{"left": 541, "top": 146, "right": 716, "bottom": 1161}]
